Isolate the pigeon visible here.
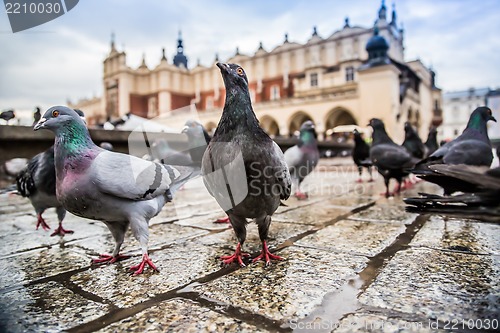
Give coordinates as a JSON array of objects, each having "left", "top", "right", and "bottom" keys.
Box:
[
  {"left": 352, "top": 129, "right": 373, "bottom": 183},
  {"left": 402, "top": 121, "right": 425, "bottom": 159},
  {"left": 99, "top": 142, "right": 114, "bottom": 151},
  {"left": 412, "top": 107, "right": 496, "bottom": 194},
  {"left": 284, "top": 120, "right": 320, "bottom": 199},
  {"left": 182, "top": 120, "right": 211, "bottom": 166},
  {"left": 15, "top": 109, "right": 86, "bottom": 236},
  {"left": 404, "top": 164, "right": 500, "bottom": 220},
  {"left": 368, "top": 118, "right": 418, "bottom": 197},
  {"left": 33, "top": 106, "right": 198, "bottom": 275},
  {"left": 424, "top": 126, "right": 439, "bottom": 157},
  {"left": 202, "top": 63, "right": 291, "bottom": 266},
  {"left": 0, "top": 110, "right": 15, "bottom": 124},
  {"left": 148, "top": 139, "right": 193, "bottom": 166}
]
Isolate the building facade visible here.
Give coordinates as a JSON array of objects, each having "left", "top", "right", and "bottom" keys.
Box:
[{"left": 71, "top": 1, "right": 442, "bottom": 142}]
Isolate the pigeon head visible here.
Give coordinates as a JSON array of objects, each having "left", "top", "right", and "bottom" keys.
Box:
[
  {"left": 34, "top": 106, "right": 87, "bottom": 133},
  {"left": 299, "top": 120, "right": 317, "bottom": 143},
  {"left": 475, "top": 106, "right": 496, "bottom": 122},
  {"left": 182, "top": 120, "right": 210, "bottom": 145},
  {"left": 404, "top": 122, "right": 413, "bottom": 132},
  {"left": 465, "top": 106, "right": 496, "bottom": 132},
  {"left": 368, "top": 118, "right": 385, "bottom": 130},
  {"left": 216, "top": 62, "right": 249, "bottom": 89}
]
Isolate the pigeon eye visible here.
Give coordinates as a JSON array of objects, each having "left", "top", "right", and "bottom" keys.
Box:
[
  {"left": 237, "top": 68, "right": 243, "bottom": 75},
  {"left": 52, "top": 110, "right": 60, "bottom": 118}
]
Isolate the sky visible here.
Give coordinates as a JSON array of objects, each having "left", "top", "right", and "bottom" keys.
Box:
[{"left": 0, "top": 0, "right": 499, "bottom": 112}]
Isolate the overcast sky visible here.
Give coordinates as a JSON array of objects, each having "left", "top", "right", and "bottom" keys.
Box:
[{"left": 0, "top": 0, "right": 499, "bottom": 112}]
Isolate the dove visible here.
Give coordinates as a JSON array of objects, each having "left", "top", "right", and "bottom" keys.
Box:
[
  {"left": 368, "top": 118, "right": 418, "bottom": 197},
  {"left": 424, "top": 126, "right": 438, "bottom": 157},
  {"left": 352, "top": 129, "right": 373, "bottom": 183},
  {"left": 182, "top": 120, "right": 211, "bottom": 165},
  {"left": 202, "top": 63, "right": 291, "bottom": 266},
  {"left": 284, "top": 120, "right": 320, "bottom": 199},
  {"left": 0, "top": 110, "right": 15, "bottom": 124},
  {"left": 412, "top": 106, "right": 496, "bottom": 194},
  {"left": 402, "top": 122, "right": 425, "bottom": 159},
  {"left": 16, "top": 109, "right": 85, "bottom": 236},
  {"left": 404, "top": 164, "right": 500, "bottom": 219},
  {"left": 33, "top": 106, "right": 198, "bottom": 275}
]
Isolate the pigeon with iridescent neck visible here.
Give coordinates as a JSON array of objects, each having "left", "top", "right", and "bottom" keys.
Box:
[
  {"left": 16, "top": 109, "right": 85, "bottom": 236},
  {"left": 34, "top": 106, "right": 198, "bottom": 275},
  {"left": 412, "top": 106, "right": 496, "bottom": 194},
  {"left": 202, "top": 63, "right": 291, "bottom": 267},
  {"left": 284, "top": 121, "right": 320, "bottom": 199}
]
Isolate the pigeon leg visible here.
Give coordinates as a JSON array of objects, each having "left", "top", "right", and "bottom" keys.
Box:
[
  {"left": 295, "top": 191, "right": 308, "bottom": 200},
  {"left": 35, "top": 212, "right": 50, "bottom": 231},
  {"left": 93, "top": 221, "right": 130, "bottom": 265},
  {"left": 382, "top": 178, "right": 393, "bottom": 197},
  {"left": 220, "top": 215, "right": 250, "bottom": 267},
  {"left": 356, "top": 166, "right": 363, "bottom": 183},
  {"left": 253, "top": 216, "right": 283, "bottom": 265},
  {"left": 367, "top": 166, "right": 374, "bottom": 182},
  {"left": 214, "top": 216, "right": 230, "bottom": 223},
  {"left": 129, "top": 218, "right": 158, "bottom": 275},
  {"left": 51, "top": 206, "right": 73, "bottom": 236}
]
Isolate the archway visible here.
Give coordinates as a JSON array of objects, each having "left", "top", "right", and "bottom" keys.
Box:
[
  {"left": 260, "top": 115, "right": 280, "bottom": 137},
  {"left": 288, "top": 111, "right": 314, "bottom": 137},
  {"left": 324, "top": 108, "right": 357, "bottom": 140}
]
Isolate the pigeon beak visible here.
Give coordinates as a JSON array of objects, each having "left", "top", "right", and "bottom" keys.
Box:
[
  {"left": 33, "top": 117, "right": 47, "bottom": 131},
  {"left": 491, "top": 116, "right": 497, "bottom": 122},
  {"left": 216, "top": 62, "right": 229, "bottom": 73},
  {"left": 181, "top": 126, "right": 189, "bottom": 134}
]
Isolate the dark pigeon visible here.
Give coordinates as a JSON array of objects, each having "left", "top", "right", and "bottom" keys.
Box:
[
  {"left": 424, "top": 126, "right": 439, "bottom": 157},
  {"left": 202, "top": 63, "right": 291, "bottom": 267},
  {"left": 412, "top": 106, "right": 496, "bottom": 194},
  {"left": 15, "top": 109, "right": 86, "bottom": 236},
  {"left": 368, "top": 118, "right": 418, "bottom": 197},
  {"left": 284, "top": 120, "right": 320, "bottom": 199},
  {"left": 0, "top": 110, "right": 15, "bottom": 123},
  {"left": 405, "top": 164, "right": 500, "bottom": 220},
  {"left": 33, "top": 106, "right": 199, "bottom": 275},
  {"left": 402, "top": 121, "right": 425, "bottom": 159},
  {"left": 352, "top": 129, "right": 373, "bottom": 183}
]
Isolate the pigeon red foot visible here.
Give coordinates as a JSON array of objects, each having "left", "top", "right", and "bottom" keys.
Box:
[
  {"left": 92, "top": 253, "right": 130, "bottom": 265},
  {"left": 220, "top": 243, "right": 250, "bottom": 267},
  {"left": 295, "top": 191, "right": 308, "bottom": 200},
  {"left": 36, "top": 214, "right": 50, "bottom": 231},
  {"left": 214, "top": 216, "right": 230, "bottom": 223},
  {"left": 356, "top": 178, "right": 363, "bottom": 183},
  {"left": 50, "top": 222, "right": 74, "bottom": 237},
  {"left": 252, "top": 240, "right": 283, "bottom": 266},
  {"left": 130, "top": 254, "right": 159, "bottom": 275}
]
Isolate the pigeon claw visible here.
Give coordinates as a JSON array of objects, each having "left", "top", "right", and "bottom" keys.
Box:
[
  {"left": 36, "top": 214, "right": 50, "bottom": 231},
  {"left": 50, "top": 224, "right": 74, "bottom": 237},
  {"left": 295, "top": 192, "right": 308, "bottom": 200},
  {"left": 220, "top": 243, "right": 250, "bottom": 267},
  {"left": 214, "top": 216, "right": 231, "bottom": 224},
  {"left": 92, "top": 253, "right": 130, "bottom": 265},
  {"left": 130, "top": 254, "right": 158, "bottom": 275},
  {"left": 252, "top": 241, "right": 283, "bottom": 266},
  {"left": 356, "top": 178, "right": 363, "bottom": 183}
]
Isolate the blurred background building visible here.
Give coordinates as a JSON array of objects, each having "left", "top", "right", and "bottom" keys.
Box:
[{"left": 69, "top": 1, "right": 442, "bottom": 142}]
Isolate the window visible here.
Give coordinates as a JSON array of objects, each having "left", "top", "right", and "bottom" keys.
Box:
[
  {"left": 345, "top": 66, "right": 354, "bottom": 82},
  {"left": 310, "top": 73, "right": 318, "bottom": 87},
  {"left": 206, "top": 96, "right": 214, "bottom": 110},
  {"left": 270, "top": 85, "right": 280, "bottom": 100}
]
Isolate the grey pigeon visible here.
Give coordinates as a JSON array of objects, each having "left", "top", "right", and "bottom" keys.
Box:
[
  {"left": 284, "top": 120, "right": 320, "bottom": 199},
  {"left": 202, "top": 63, "right": 291, "bottom": 266},
  {"left": 424, "top": 126, "right": 438, "bottom": 157},
  {"left": 412, "top": 106, "right": 496, "bottom": 194},
  {"left": 405, "top": 164, "right": 500, "bottom": 220},
  {"left": 402, "top": 122, "right": 425, "bottom": 159},
  {"left": 33, "top": 106, "right": 198, "bottom": 275},
  {"left": 182, "top": 120, "right": 211, "bottom": 166},
  {"left": 368, "top": 118, "right": 418, "bottom": 197},
  {"left": 16, "top": 109, "right": 85, "bottom": 236},
  {"left": 352, "top": 129, "right": 373, "bottom": 183},
  {"left": 0, "top": 110, "right": 15, "bottom": 124}
]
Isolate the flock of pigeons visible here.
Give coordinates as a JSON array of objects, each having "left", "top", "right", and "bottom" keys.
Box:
[{"left": 10, "top": 62, "right": 499, "bottom": 275}]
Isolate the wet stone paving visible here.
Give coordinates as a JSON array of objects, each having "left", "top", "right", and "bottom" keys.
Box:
[{"left": 0, "top": 159, "right": 498, "bottom": 333}]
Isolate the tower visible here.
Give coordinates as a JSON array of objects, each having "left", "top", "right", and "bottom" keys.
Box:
[{"left": 173, "top": 30, "right": 188, "bottom": 68}]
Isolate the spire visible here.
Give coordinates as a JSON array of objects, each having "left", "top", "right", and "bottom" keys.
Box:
[
  {"left": 284, "top": 33, "right": 289, "bottom": 43},
  {"left": 258, "top": 41, "right": 264, "bottom": 49},
  {"left": 235, "top": 47, "right": 240, "bottom": 55},
  {"left": 214, "top": 53, "right": 219, "bottom": 62},
  {"left": 378, "top": 0, "right": 387, "bottom": 21},
  {"left": 390, "top": 2, "right": 397, "bottom": 26},
  {"left": 110, "top": 32, "right": 117, "bottom": 52},
  {"left": 161, "top": 47, "right": 167, "bottom": 61},
  {"left": 197, "top": 58, "right": 201, "bottom": 66},
  {"left": 364, "top": 24, "right": 389, "bottom": 66},
  {"left": 312, "top": 26, "right": 318, "bottom": 36},
  {"left": 173, "top": 30, "right": 188, "bottom": 68},
  {"left": 139, "top": 53, "right": 148, "bottom": 69},
  {"left": 344, "top": 17, "right": 350, "bottom": 28}
]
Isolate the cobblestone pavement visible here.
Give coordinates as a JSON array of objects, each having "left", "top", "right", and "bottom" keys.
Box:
[{"left": 0, "top": 159, "right": 498, "bottom": 333}]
